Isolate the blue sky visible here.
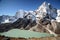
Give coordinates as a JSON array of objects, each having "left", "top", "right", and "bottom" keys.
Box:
[{"left": 0, "top": 0, "right": 60, "bottom": 16}]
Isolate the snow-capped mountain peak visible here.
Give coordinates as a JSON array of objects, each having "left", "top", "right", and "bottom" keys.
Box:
[
  {"left": 35, "top": 1, "right": 57, "bottom": 21},
  {"left": 37, "top": 1, "right": 49, "bottom": 11}
]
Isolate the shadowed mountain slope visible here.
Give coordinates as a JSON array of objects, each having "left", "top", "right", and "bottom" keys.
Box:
[{"left": 0, "top": 18, "right": 36, "bottom": 32}]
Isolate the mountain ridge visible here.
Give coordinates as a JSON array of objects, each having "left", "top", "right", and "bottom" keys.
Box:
[{"left": 0, "top": 2, "right": 60, "bottom": 24}]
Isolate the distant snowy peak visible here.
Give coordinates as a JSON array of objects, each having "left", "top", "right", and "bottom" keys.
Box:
[
  {"left": 15, "top": 10, "right": 28, "bottom": 19},
  {"left": 15, "top": 10, "right": 25, "bottom": 18},
  {"left": 15, "top": 10, "right": 36, "bottom": 20},
  {"left": 0, "top": 15, "right": 17, "bottom": 24}
]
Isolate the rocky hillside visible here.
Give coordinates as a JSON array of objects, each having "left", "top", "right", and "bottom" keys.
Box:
[{"left": 0, "top": 18, "right": 36, "bottom": 32}]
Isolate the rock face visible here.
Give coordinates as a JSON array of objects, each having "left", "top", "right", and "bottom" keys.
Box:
[{"left": 0, "top": 18, "right": 36, "bottom": 32}]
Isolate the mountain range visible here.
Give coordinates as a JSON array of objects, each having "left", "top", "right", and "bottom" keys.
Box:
[
  {"left": 0, "top": 2, "right": 60, "bottom": 35},
  {"left": 0, "top": 2, "right": 60, "bottom": 24}
]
